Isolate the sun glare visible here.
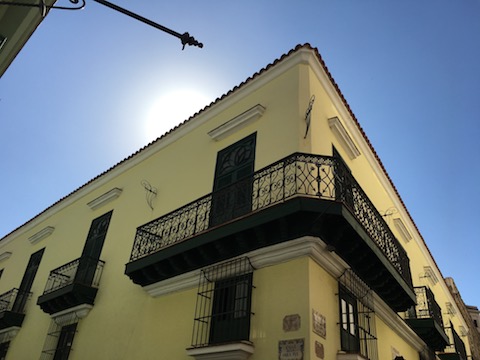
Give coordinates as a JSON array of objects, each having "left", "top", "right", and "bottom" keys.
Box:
[{"left": 144, "top": 89, "right": 211, "bottom": 142}]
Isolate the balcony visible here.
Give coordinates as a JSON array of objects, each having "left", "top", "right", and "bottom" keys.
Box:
[
  {"left": 37, "top": 256, "right": 105, "bottom": 315},
  {"left": 0, "top": 288, "right": 31, "bottom": 330},
  {"left": 438, "top": 324, "right": 468, "bottom": 360},
  {"left": 405, "top": 286, "right": 449, "bottom": 351},
  {"left": 125, "top": 152, "right": 415, "bottom": 311}
]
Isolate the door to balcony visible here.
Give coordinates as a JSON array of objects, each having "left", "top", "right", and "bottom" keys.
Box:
[
  {"left": 11, "top": 248, "right": 44, "bottom": 314},
  {"left": 37, "top": 211, "right": 112, "bottom": 315},
  {"left": 210, "top": 133, "right": 256, "bottom": 227},
  {"left": 75, "top": 211, "right": 112, "bottom": 285}
]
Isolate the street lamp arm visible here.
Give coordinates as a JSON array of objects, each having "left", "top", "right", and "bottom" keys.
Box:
[
  {"left": 92, "top": 0, "right": 203, "bottom": 49},
  {"left": 0, "top": 0, "right": 203, "bottom": 49}
]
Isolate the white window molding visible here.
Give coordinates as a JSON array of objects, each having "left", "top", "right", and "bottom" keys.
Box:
[
  {"left": 208, "top": 104, "right": 265, "bottom": 141},
  {"left": 445, "top": 302, "right": 456, "bottom": 316},
  {"left": 28, "top": 226, "right": 55, "bottom": 245},
  {"left": 87, "top": 188, "right": 122, "bottom": 210},
  {"left": 186, "top": 341, "right": 254, "bottom": 360},
  {"left": 51, "top": 304, "right": 93, "bottom": 325},
  {"left": 0, "top": 326, "right": 21, "bottom": 343},
  {"left": 328, "top": 117, "right": 361, "bottom": 160},
  {"left": 393, "top": 218, "right": 412, "bottom": 243},
  {"left": 0, "top": 252, "right": 12, "bottom": 262},
  {"left": 422, "top": 266, "right": 439, "bottom": 286},
  {"left": 337, "top": 351, "right": 368, "bottom": 360}
]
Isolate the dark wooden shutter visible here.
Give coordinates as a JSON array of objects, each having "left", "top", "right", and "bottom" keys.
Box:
[
  {"left": 12, "top": 248, "right": 45, "bottom": 313},
  {"left": 210, "top": 133, "right": 256, "bottom": 226},
  {"left": 75, "top": 211, "right": 112, "bottom": 285}
]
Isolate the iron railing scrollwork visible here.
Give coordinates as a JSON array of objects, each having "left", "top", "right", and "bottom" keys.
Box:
[
  {"left": 42, "top": 256, "right": 105, "bottom": 295},
  {"left": 405, "top": 286, "right": 444, "bottom": 328},
  {"left": 0, "top": 288, "right": 31, "bottom": 314},
  {"left": 129, "top": 152, "right": 412, "bottom": 288}
]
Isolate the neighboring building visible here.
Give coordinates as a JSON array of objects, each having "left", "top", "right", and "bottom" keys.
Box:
[
  {"left": 467, "top": 305, "right": 480, "bottom": 334},
  {"left": 445, "top": 277, "right": 480, "bottom": 359},
  {"left": 0, "top": 0, "right": 56, "bottom": 77},
  {"left": 0, "top": 44, "right": 475, "bottom": 360}
]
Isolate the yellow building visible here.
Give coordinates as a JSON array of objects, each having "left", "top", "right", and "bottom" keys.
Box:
[{"left": 0, "top": 44, "right": 475, "bottom": 360}]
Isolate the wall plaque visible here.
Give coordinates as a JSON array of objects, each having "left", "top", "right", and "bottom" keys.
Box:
[
  {"left": 278, "top": 338, "right": 304, "bottom": 360},
  {"left": 283, "top": 314, "right": 301, "bottom": 332},
  {"left": 312, "top": 309, "right": 326, "bottom": 338},
  {"left": 315, "top": 341, "right": 324, "bottom": 359}
]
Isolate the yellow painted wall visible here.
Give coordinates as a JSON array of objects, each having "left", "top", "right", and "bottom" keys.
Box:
[
  {"left": 251, "top": 257, "right": 310, "bottom": 359},
  {"left": 307, "top": 257, "right": 341, "bottom": 359},
  {"left": 0, "top": 47, "right": 473, "bottom": 359}
]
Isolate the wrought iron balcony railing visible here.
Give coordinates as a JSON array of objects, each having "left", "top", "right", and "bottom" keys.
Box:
[
  {"left": 405, "top": 286, "right": 444, "bottom": 326},
  {"left": 442, "top": 325, "right": 468, "bottom": 360},
  {"left": 0, "top": 288, "right": 31, "bottom": 314},
  {"left": 129, "top": 152, "right": 411, "bottom": 287},
  {"left": 42, "top": 256, "right": 105, "bottom": 295}
]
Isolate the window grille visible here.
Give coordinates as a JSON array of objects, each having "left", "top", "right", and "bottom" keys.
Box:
[
  {"left": 0, "top": 341, "right": 9, "bottom": 360},
  {"left": 191, "top": 257, "right": 254, "bottom": 348},
  {"left": 40, "top": 313, "right": 79, "bottom": 360},
  {"left": 338, "top": 269, "right": 378, "bottom": 360}
]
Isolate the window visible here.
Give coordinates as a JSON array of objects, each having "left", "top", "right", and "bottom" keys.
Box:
[
  {"left": 209, "top": 273, "right": 253, "bottom": 344},
  {"left": 0, "top": 342, "right": 9, "bottom": 360},
  {"left": 53, "top": 323, "right": 77, "bottom": 360},
  {"left": 339, "top": 286, "right": 360, "bottom": 353},
  {"left": 338, "top": 270, "right": 378, "bottom": 360},
  {"left": 191, "top": 257, "right": 254, "bottom": 348},
  {"left": 41, "top": 317, "right": 79, "bottom": 360}
]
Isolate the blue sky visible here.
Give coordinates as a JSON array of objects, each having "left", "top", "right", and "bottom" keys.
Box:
[{"left": 1, "top": 1, "right": 479, "bottom": 306}]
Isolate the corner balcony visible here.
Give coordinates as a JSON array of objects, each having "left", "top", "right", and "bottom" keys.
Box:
[
  {"left": 0, "top": 288, "right": 31, "bottom": 330},
  {"left": 125, "top": 152, "right": 415, "bottom": 311},
  {"left": 37, "top": 256, "right": 105, "bottom": 315},
  {"left": 405, "top": 286, "right": 449, "bottom": 351}
]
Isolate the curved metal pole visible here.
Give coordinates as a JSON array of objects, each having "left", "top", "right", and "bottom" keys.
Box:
[
  {"left": 92, "top": 0, "right": 203, "bottom": 49},
  {"left": 0, "top": 0, "right": 203, "bottom": 49}
]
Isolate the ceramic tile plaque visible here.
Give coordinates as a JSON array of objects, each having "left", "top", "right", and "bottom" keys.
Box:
[
  {"left": 312, "top": 309, "right": 326, "bottom": 338},
  {"left": 283, "top": 314, "right": 301, "bottom": 332},
  {"left": 315, "top": 341, "right": 324, "bottom": 359},
  {"left": 278, "top": 338, "right": 304, "bottom": 360}
]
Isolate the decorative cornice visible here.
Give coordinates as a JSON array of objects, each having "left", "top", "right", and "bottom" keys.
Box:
[
  {"left": 328, "top": 117, "right": 360, "bottom": 160},
  {"left": 208, "top": 104, "right": 266, "bottom": 141},
  {"left": 186, "top": 341, "right": 254, "bottom": 360},
  {"left": 87, "top": 188, "right": 123, "bottom": 210},
  {"left": 0, "top": 252, "right": 12, "bottom": 262},
  {"left": 28, "top": 226, "right": 55, "bottom": 245}
]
